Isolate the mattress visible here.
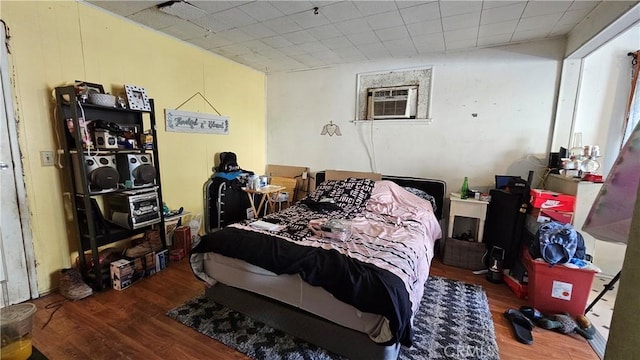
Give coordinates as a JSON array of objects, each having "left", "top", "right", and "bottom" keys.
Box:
[{"left": 203, "top": 252, "right": 392, "bottom": 341}]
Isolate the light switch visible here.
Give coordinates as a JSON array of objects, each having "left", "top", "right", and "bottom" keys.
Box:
[{"left": 40, "top": 151, "right": 54, "bottom": 166}]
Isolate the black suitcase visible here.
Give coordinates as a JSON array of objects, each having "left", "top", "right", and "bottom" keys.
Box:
[{"left": 482, "top": 189, "right": 530, "bottom": 269}]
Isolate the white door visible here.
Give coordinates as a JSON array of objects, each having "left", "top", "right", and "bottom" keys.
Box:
[{"left": 0, "top": 24, "right": 36, "bottom": 305}]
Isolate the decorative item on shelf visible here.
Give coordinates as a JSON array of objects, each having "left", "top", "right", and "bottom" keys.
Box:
[
  {"left": 74, "top": 80, "right": 104, "bottom": 103},
  {"left": 87, "top": 93, "right": 116, "bottom": 107},
  {"left": 116, "top": 93, "right": 127, "bottom": 109},
  {"left": 320, "top": 121, "right": 342, "bottom": 136},
  {"left": 124, "top": 84, "right": 151, "bottom": 111},
  {"left": 460, "top": 177, "right": 469, "bottom": 199}
]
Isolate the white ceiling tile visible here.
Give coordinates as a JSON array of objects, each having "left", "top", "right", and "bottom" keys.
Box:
[
  {"left": 477, "top": 33, "right": 512, "bottom": 47},
  {"left": 567, "top": 1, "right": 601, "bottom": 12},
  {"left": 262, "top": 16, "right": 304, "bottom": 34},
  {"left": 189, "top": 1, "right": 249, "bottom": 14},
  {"left": 271, "top": 1, "right": 317, "bottom": 15},
  {"left": 218, "top": 43, "right": 252, "bottom": 56},
  {"left": 238, "top": 2, "right": 285, "bottom": 22},
  {"left": 217, "top": 7, "right": 258, "bottom": 27},
  {"left": 162, "top": 21, "right": 210, "bottom": 40},
  {"left": 87, "top": 1, "right": 163, "bottom": 17},
  {"left": 157, "top": 1, "right": 206, "bottom": 20},
  {"left": 346, "top": 31, "right": 381, "bottom": 45},
  {"left": 279, "top": 44, "right": 309, "bottom": 56},
  {"left": 307, "top": 24, "right": 343, "bottom": 40},
  {"left": 442, "top": 12, "right": 481, "bottom": 32},
  {"left": 357, "top": 42, "right": 391, "bottom": 58},
  {"left": 399, "top": 2, "right": 441, "bottom": 24},
  {"left": 407, "top": 19, "right": 443, "bottom": 37},
  {"left": 298, "top": 42, "right": 331, "bottom": 53},
  {"left": 557, "top": 8, "right": 594, "bottom": 27},
  {"left": 482, "top": 1, "right": 524, "bottom": 10},
  {"left": 282, "top": 30, "right": 317, "bottom": 45},
  {"left": 446, "top": 38, "right": 478, "bottom": 50},
  {"left": 516, "top": 13, "right": 563, "bottom": 32},
  {"left": 522, "top": 1, "right": 571, "bottom": 18},
  {"left": 334, "top": 18, "right": 372, "bottom": 35},
  {"left": 511, "top": 28, "right": 552, "bottom": 42},
  {"left": 332, "top": 45, "right": 363, "bottom": 57},
  {"left": 186, "top": 34, "right": 233, "bottom": 50},
  {"left": 191, "top": 14, "right": 234, "bottom": 32},
  {"left": 383, "top": 38, "right": 418, "bottom": 56},
  {"left": 365, "top": 11, "right": 405, "bottom": 30},
  {"left": 239, "top": 23, "right": 278, "bottom": 39},
  {"left": 261, "top": 36, "right": 295, "bottom": 49},
  {"left": 353, "top": 1, "right": 399, "bottom": 16},
  {"left": 241, "top": 40, "right": 277, "bottom": 53},
  {"left": 320, "top": 36, "right": 354, "bottom": 50},
  {"left": 126, "top": 8, "right": 182, "bottom": 30},
  {"left": 321, "top": 2, "right": 362, "bottom": 23},
  {"left": 396, "top": 1, "right": 434, "bottom": 9},
  {"left": 479, "top": 20, "right": 518, "bottom": 37},
  {"left": 289, "top": 10, "right": 332, "bottom": 29},
  {"left": 309, "top": 49, "right": 342, "bottom": 61},
  {"left": 439, "top": 1, "right": 482, "bottom": 17},
  {"left": 256, "top": 47, "right": 287, "bottom": 59},
  {"left": 480, "top": 3, "right": 526, "bottom": 25},
  {"left": 443, "top": 27, "right": 478, "bottom": 42},
  {"left": 375, "top": 26, "right": 410, "bottom": 42},
  {"left": 412, "top": 32, "right": 445, "bottom": 50},
  {"left": 217, "top": 28, "right": 254, "bottom": 43}
]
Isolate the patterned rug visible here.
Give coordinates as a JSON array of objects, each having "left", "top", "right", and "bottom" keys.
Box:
[{"left": 167, "top": 276, "right": 499, "bottom": 360}]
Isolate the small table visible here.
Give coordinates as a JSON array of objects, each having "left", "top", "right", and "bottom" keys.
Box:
[
  {"left": 243, "top": 185, "right": 286, "bottom": 218},
  {"left": 448, "top": 193, "right": 489, "bottom": 243}
]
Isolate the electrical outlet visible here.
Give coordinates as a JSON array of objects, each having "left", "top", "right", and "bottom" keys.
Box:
[{"left": 40, "top": 151, "right": 54, "bottom": 166}]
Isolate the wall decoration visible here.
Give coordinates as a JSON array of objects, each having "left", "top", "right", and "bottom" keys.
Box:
[
  {"left": 355, "top": 67, "right": 433, "bottom": 121},
  {"left": 124, "top": 84, "right": 151, "bottom": 111},
  {"left": 165, "top": 109, "right": 229, "bottom": 135},
  {"left": 320, "top": 121, "right": 342, "bottom": 136}
]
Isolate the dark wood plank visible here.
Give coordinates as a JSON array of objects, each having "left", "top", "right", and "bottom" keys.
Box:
[{"left": 30, "top": 257, "right": 598, "bottom": 359}]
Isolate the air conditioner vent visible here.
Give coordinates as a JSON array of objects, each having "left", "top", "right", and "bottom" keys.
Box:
[{"left": 367, "top": 85, "right": 418, "bottom": 119}]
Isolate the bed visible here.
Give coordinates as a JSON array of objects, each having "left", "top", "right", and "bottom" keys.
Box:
[{"left": 190, "top": 172, "right": 446, "bottom": 360}]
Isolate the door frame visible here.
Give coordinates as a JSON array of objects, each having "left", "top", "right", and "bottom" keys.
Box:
[{"left": 1, "top": 21, "right": 38, "bottom": 301}]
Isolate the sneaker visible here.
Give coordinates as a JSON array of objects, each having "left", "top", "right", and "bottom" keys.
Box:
[{"left": 59, "top": 268, "right": 93, "bottom": 300}]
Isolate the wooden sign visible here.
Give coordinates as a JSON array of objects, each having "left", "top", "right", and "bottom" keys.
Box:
[{"left": 165, "top": 109, "right": 229, "bottom": 134}]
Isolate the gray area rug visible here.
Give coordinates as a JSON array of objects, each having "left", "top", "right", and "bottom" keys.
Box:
[{"left": 167, "top": 276, "right": 499, "bottom": 360}]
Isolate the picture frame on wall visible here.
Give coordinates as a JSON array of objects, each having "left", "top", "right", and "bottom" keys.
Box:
[{"left": 124, "top": 84, "right": 151, "bottom": 111}]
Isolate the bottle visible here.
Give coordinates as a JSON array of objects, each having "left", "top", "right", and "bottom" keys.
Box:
[{"left": 460, "top": 177, "right": 469, "bottom": 199}]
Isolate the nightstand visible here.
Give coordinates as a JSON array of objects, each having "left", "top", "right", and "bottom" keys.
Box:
[{"left": 447, "top": 194, "right": 490, "bottom": 243}]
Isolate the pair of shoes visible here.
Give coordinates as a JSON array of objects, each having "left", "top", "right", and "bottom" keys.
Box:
[
  {"left": 520, "top": 306, "right": 544, "bottom": 323},
  {"left": 504, "top": 308, "right": 534, "bottom": 345},
  {"left": 59, "top": 268, "right": 93, "bottom": 301}
]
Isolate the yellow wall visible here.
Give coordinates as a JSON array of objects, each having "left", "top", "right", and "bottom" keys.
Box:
[{"left": 2, "top": 2, "right": 266, "bottom": 293}]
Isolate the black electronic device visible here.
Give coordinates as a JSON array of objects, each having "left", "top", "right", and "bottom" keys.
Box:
[
  {"left": 72, "top": 153, "right": 119, "bottom": 193},
  {"left": 104, "top": 189, "right": 161, "bottom": 229},
  {"left": 116, "top": 153, "right": 157, "bottom": 188}
]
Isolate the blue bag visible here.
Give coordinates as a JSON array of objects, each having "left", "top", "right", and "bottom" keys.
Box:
[{"left": 533, "top": 221, "right": 585, "bottom": 265}]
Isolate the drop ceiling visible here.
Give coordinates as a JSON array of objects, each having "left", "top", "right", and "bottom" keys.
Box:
[{"left": 87, "top": 1, "right": 603, "bottom": 73}]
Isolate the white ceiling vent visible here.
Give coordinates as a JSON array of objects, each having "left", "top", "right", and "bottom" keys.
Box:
[{"left": 158, "top": 1, "right": 206, "bottom": 21}]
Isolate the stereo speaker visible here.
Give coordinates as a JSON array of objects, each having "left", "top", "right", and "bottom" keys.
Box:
[
  {"left": 72, "top": 154, "right": 119, "bottom": 192},
  {"left": 116, "top": 153, "right": 157, "bottom": 188}
]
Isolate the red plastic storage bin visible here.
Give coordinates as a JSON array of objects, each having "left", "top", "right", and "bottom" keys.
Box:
[{"left": 523, "top": 250, "right": 597, "bottom": 317}]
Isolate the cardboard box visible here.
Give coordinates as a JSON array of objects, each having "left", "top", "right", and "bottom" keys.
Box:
[
  {"left": 162, "top": 217, "right": 181, "bottom": 246},
  {"left": 530, "top": 189, "right": 576, "bottom": 212},
  {"left": 170, "top": 248, "right": 185, "bottom": 261},
  {"left": 173, "top": 226, "right": 191, "bottom": 252},
  {"left": 155, "top": 249, "right": 168, "bottom": 272},
  {"left": 530, "top": 208, "right": 573, "bottom": 224},
  {"left": 110, "top": 259, "right": 139, "bottom": 290}
]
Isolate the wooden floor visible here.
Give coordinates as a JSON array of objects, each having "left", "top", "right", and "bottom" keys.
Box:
[{"left": 29, "top": 257, "right": 599, "bottom": 360}]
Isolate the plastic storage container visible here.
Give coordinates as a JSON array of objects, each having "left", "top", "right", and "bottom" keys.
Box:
[
  {"left": 523, "top": 250, "right": 597, "bottom": 317},
  {"left": 1, "top": 303, "right": 37, "bottom": 360}
]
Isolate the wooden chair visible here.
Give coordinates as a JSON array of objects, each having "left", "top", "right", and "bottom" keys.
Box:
[{"left": 269, "top": 176, "right": 297, "bottom": 211}]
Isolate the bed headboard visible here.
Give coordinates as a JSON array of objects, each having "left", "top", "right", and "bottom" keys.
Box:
[{"left": 315, "top": 171, "right": 447, "bottom": 220}]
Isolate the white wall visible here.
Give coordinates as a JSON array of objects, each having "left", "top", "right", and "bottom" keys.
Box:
[
  {"left": 267, "top": 39, "right": 566, "bottom": 192},
  {"left": 574, "top": 23, "right": 640, "bottom": 177}
]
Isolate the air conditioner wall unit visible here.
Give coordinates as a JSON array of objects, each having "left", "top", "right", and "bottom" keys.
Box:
[{"left": 366, "top": 85, "right": 418, "bottom": 120}]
